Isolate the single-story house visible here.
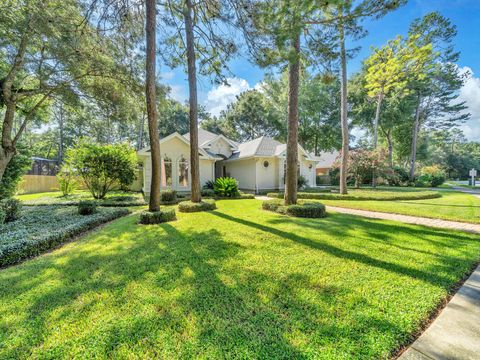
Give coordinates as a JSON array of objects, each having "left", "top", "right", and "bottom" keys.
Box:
[
  {"left": 315, "top": 151, "right": 339, "bottom": 175},
  {"left": 137, "top": 129, "right": 319, "bottom": 194}
]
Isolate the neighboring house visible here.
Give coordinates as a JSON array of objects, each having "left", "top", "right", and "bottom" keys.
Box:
[
  {"left": 137, "top": 129, "right": 318, "bottom": 194},
  {"left": 315, "top": 151, "right": 339, "bottom": 175}
]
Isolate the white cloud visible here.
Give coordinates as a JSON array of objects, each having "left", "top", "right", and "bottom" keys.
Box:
[
  {"left": 168, "top": 84, "right": 187, "bottom": 103},
  {"left": 160, "top": 71, "right": 175, "bottom": 81},
  {"left": 458, "top": 66, "right": 480, "bottom": 141},
  {"left": 204, "top": 77, "right": 251, "bottom": 117}
]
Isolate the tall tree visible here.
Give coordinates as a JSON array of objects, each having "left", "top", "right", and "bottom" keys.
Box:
[
  {"left": 406, "top": 12, "right": 469, "bottom": 179},
  {"left": 161, "top": 0, "right": 238, "bottom": 203},
  {"left": 145, "top": 0, "right": 161, "bottom": 211}
]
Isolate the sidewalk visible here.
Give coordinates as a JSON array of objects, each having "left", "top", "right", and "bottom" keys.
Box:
[{"left": 399, "top": 265, "right": 480, "bottom": 360}]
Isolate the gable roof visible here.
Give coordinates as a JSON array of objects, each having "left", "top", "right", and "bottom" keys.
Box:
[
  {"left": 228, "top": 136, "right": 285, "bottom": 160},
  {"left": 183, "top": 128, "right": 217, "bottom": 146}
]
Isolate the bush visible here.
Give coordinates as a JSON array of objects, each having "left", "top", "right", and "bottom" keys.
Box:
[
  {"left": 203, "top": 180, "right": 215, "bottom": 190},
  {"left": 178, "top": 199, "right": 216, "bottom": 213},
  {"left": 66, "top": 142, "right": 137, "bottom": 199},
  {"left": 262, "top": 199, "right": 326, "bottom": 218},
  {"left": 78, "top": 200, "right": 97, "bottom": 215},
  {"left": 213, "top": 177, "right": 240, "bottom": 198},
  {"left": 0, "top": 148, "right": 31, "bottom": 200},
  {"left": 419, "top": 165, "right": 446, "bottom": 187},
  {"left": 139, "top": 209, "right": 176, "bottom": 224},
  {"left": 0, "top": 207, "right": 5, "bottom": 225},
  {"left": 201, "top": 189, "right": 216, "bottom": 197},
  {"left": 160, "top": 189, "right": 177, "bottom": 204},
  {"left": 297, "top": 175, "right": 308, "bottom": 189},
  {"left": 0, "top": 206, "right": 129, "bottom": 267},
  {"left": 1, "top": 198, "right": 22, "bottom": 222},
  {"left": 266, "top": 190, "right": 441, "bottom": 201},
  {"left": 56, "top": 163, "right": 78, "bottom": 196}
]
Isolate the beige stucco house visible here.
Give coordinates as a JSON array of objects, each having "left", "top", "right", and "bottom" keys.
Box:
[{"left": 137, "top": 129, "right": 319, "bottom": 194}]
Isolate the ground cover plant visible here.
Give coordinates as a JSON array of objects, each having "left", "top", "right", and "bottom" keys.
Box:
[
  {"left": 0, "top": 206, "right": 129, "bottom": 267},
  {"left": 262, "top": 199, "right": 327, "bottom": 218},
  {"left": 16, "top": 191, "right": 146, "bottom": 207},
  {"left": 318, "top": 190, "right": 480, "bottom": 224},
  {"left": 267, "top": 188, "right": 441, "bottom": 201},
  {"left": 0, "top": 199, "right": 479, "bottom": 359}
]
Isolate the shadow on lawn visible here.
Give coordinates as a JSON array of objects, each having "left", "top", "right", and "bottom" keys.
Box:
[
  {"left": 0, "top": 208, "right": 477, "bottom": 358},
  {"left": 0, "top": 216, "right": 397, "bottom": 358}
]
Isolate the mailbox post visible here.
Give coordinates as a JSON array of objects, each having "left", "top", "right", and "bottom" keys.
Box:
[{"left": 470, "top": 168, "right": 477, "bottom": 187}]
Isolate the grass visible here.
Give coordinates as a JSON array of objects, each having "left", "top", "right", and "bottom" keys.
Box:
[
  {"left": 319, "top": 191, "right": 480, "bottom": 224},
  {"left": 16, "top": 190, "right": 146, "bottom": 206},
  {"left": 0, "top": 200, "right": 479, "bottom": 359}
]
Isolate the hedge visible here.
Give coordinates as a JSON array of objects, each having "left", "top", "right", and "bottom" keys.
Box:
[
  {"left": 262, "top": 199, "right": 327, "bottom": 218},
  {"left": 266, "top": 190, "right": 441, "bottom": 201},
  {"left": 139, "top": 209, "right": 177, "bottom": 224},
  {"left": 0, "top": 206, "right": 130, "bottom": 267},
  {"left": 78, "top": 200, "right": 97, "bottom": 215},
  {"left": 178, "top": 199, "right": 217, "bottom": 213}
]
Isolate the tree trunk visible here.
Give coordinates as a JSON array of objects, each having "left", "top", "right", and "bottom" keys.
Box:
[
  {"left": 58, "top": 104, "right": 64, "bottom": 163},
  {"left": 339, "top": 20, "right": 349, "bottom": 195},
  {"left": 409, "top": 96, "right": 422, "bottom": 180},
  {"left": 284, "top": 33, "right": 300, "bottom": 206},
  {"left": 386, "top": 130, "right": 393, "bottom": 168},
  {"left": 184, "top": 0, "right": 201, "bottom": 203},
  {"left": 372, "top": 91, "right": 383, "bottom": 187},
  {"left": 137, "top": 111, "right": 145, "bottom": 150},
  {"left": 145, "top": 0, "right": 161, "bottom": 212}
]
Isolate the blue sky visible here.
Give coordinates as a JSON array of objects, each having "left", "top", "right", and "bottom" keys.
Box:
[{"left": 160, "top": 0, "right": 480, "bottom": 140}]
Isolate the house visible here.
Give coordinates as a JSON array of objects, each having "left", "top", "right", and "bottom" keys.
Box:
[
  {"left": 315, "top": 151, "right": 339, "bottom": 175},
  {"left": 137, "top": 129, "right": 319, "bottom": 194}
]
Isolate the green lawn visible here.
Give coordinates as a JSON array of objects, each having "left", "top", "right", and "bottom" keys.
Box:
[
  {"left": 1, "top": 200, "right": 479, "bottom": 359},
  {"left": 320, "top": 191, "right": 480, "bottom": 224}
]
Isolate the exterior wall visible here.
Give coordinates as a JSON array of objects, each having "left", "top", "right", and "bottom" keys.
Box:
[
  {"left": 224, "top": 158, "right": 256, "bottom": 190},
  {"left": 277, "top": 156, "right": 317, "bottom": 190},
  {"left": 141, "top": 136, "right": 215, "bottom": 194},
  {"left": 208, "top": 137, "right": 232, "bottom": 158},
  {"left": 255, "top": 157, "right": 280, "bottom": 191}
]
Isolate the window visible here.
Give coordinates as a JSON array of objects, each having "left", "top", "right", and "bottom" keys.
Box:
[
  {"left": 161, "top": 156, "right": 172, "bottom": 187},
  {"left": 178, "top": 156, "right": 189, "bottom": 187}
]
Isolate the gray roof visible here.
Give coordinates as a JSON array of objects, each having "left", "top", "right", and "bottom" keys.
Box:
[
  {"left": 229, "top": 136, "right": 284, "bottom": 160},
  {"left": 183, "top": 128, "right": 218, "bottom": 146}
]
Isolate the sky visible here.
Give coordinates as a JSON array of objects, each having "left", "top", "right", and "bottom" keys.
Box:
[{"left": 160, "top": 0, "right": 480, "bottom": 141}]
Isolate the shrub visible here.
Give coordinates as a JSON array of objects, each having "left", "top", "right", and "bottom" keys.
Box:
[
  {"left": 297, "top": 175, "right": 308, "bottom": 189},
  {"left": 0, "top": 206, "right": 129, "bottom": 267},
  {"left": 0, "top": 198, "right": 22, "bottom": 222},
  {"left": 66, "top": 142, "right": 137, "bottom": 199},
  {"left": 178, "top": 199, "right": 216, "bottom": 213},
  {"left": 201, "top": 189, "right": 216, "bottom": 197},
  {"left": 213, "top": 177, "right": 240, "bottom": 198},
  {"left": 420, "top": 165, "right": 446, "bottom": 187},
  {"left": 0, "top": 207, "right": 6, "bottom": 225},
  {"left": 139, "top": 209, "right": 176, "bottom": 224},
  {"left": 0, "top": 148, "right": 31, "bottom": 200},
  {"left": 56, "top": 163, "right": 78, "bottom": 196},
  {"left": 203, "top": 180, "right": 215, "bottom": 190},
  {"left": 78, "top": 200, "right": 97, "bottom": 215},
  {"left": 263, "top": 199, "right": 326, "bottom": 218},
  {"left": 160, "top": 189, "right": 177, "bottom": 204},
  {"left": 266, "top": 190, "right": 441, "bottom": 201},
  {"left": 285, "top": 202, "right": 326, "bottom": 218}
]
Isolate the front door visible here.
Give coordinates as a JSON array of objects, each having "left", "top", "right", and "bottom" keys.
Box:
[{"left": 215, "top": 161, "right": 223, "bottom": 179}]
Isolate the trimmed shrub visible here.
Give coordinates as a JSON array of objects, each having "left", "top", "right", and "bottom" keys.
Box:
[
  {"left": 267, "top": 190, "right": 441, "bottom": 201},
  {"left": 160, "top": 189, "right": 177, "bottom": 204},
  {"left": 178, "top": 199, "right": 216, "bottom": 213},
  {"left": 1, "top": 198, "right": 22, "bottom": 222},
  {"left": 139, "top": 209, "right": 176, "bottom": 224},
  {"left": 201, "top": 189, "right": 216, "bottom": 197},
  {"left": 285, "top": 202, "right": 326, "bottom": 218},
  {"left": 78, "top": 200, "right": 97, "bottom": 215},
  {"left": 213, "top": 177, "right": 240, "bottom": 198},
  {"left": 0, "top": 206, "right": 130, "bottom": 267},
  {"left": 263, "top": 199, "right": 326, "bottom": 218}
]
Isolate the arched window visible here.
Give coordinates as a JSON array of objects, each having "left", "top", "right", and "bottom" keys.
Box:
[
  {"left": 161, "top": 156, "right": 172, "bottom": 187},
  {"left": 178, "top": 155, "right": 189, "bottom": 187}
]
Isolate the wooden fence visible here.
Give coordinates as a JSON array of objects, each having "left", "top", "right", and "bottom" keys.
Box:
[{"left": 18, "top": 170, "right": 143, "bottom": 194}]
